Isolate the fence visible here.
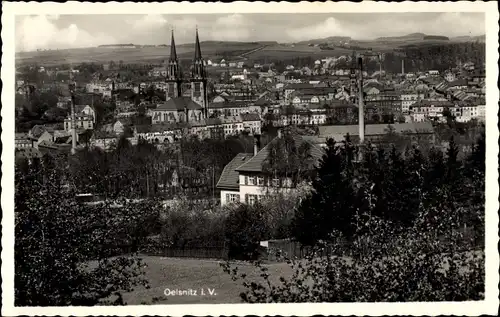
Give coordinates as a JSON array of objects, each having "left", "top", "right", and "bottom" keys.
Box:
[
  {"left": 160, "top": 246, "right": 229, "bottom": 260},
  {"left": 141, "top": 240, "right": 229, "bottom": 260},
  {"left": 263, "top": 227, "right": 483, "bottom": 262}
]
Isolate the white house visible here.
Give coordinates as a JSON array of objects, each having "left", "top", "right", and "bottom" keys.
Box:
[{"left": 217, "top": 132, "right": 324, "bottom": 206}]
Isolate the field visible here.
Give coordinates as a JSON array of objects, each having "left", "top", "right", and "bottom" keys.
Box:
[
  {"left": 120, "top": 249, "right": 482, "bottom": 305},
  {"left": 15, "top": 42, "right": 265, "bottom": 66},
  {"left": 121, "top": 256, "right": 293, "bottom": 305},
  {"left": 16, "top": 34, "right": 481, "bottom": 67}
]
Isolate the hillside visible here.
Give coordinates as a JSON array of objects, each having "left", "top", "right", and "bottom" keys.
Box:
[
  {"left": 450, "top": 35, "right": 486, "bottom": 42},
  {"left": 297, "top": 36, "right": 352, "bottom": 45},
  {"left": 15, "top": 34, "right": 485, "bottom": 68}
]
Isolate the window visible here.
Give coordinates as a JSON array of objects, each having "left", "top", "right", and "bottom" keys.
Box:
[
  {"left": 257, "top": 177, "right": 264, "bottom": 186},
  {"left": 272, "top": 178, "right": 280, "bottom": 187},
  {"left": 248, "top": 176, "right": 256, "bottom": 186},
  {"left": 226, "top": 193, "right": 240, "bottom": 203},
  {"left": 246, "top": 194, "right": 258, "bottom": 206}
]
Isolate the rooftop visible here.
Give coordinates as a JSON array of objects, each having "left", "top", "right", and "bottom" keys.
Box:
[
  {"left": 155, "top": 97, "right": 203, "bottom": 111},
  {"left": 235, "top": 133, "right": 324, "bottom": 173},
  {"left": 216, "top": 153, "right": 254, "bottom": 190}
]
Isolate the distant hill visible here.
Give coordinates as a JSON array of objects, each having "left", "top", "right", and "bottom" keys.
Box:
[
  {"left": 450, "top": 35, "right": 486, "bottom": 42},
  {"left": 98, "top": 44, "right": 136, "bottom": 48},
  {"left": 376, "top": 33, "right": 449, "bottom": 42},
  {"left": 297, "top": 36, "right": 352, "bottom": 45}
]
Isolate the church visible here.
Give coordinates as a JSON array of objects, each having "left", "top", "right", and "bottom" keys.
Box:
[{"left": 151, "top": 29, "right": 209, "bottom": 124}]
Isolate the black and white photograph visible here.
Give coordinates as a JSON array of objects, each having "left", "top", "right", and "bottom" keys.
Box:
[{"left": 2, "top": 1, "right": 499, "bottom": 316}]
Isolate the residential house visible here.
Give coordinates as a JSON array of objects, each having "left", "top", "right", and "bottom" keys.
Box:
[
  {"left": 15, "top": 133, "right": 35, "bottom": 149},
  {"left": 148, "top": 67, "right": 168, "bottom": 77},
  {"left": 113, "top": 118, "right": 133, "bottom": 135},
  {"left": 91, "top": 131, "right": 117, "bottom": 151},
  {"left": 365, "top": 91, "right": 403, "bottom": 119},
  {"left": 64, "top": 114, "right": 94, "bottom": 131},
  {"left": 217, "top": 132, "right": 324, "bottom": 206},
  {"left": 75, "top": 104, "right": 96, "bottom": 122},
  {"left": 208, "top": 100, "right": 249, "bottom": 118},
  {"left": 454, "top": 98, "right": 486, "bottom": 123},
  {"left": 240, "top": 113, "right": 262, "bottom": 135},
  {"left": 408, "top": 100, "right": 454, "bottom": 123},
  {"left": 400, "top": 90, "right": 425, "bottom": 114},
  {"left": 221, "top": 117, "right": 244, "bottom": 137},
  {"left": 444, "top": 71, "right": 457, "bottom": 82},
  {"left": 134, "top": 124, "right": 177, "bottom": 144}
]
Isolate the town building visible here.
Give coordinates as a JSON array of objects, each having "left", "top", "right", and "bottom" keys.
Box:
[
  {"left": 217, "top": 132, "right": 324, "bottom": 206},
  {"left": 15, "top": 133, "right": 35, "bottom": 149},
  {"left": 160, "top": 29, "right": 209, "bottom": 122},
  {"left": 64, "top": 114, "right": 94, "bottom": 131}
]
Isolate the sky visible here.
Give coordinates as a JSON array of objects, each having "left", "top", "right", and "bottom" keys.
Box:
[{"left": 15, "top": 12, "right": 485, "bottom": 52}]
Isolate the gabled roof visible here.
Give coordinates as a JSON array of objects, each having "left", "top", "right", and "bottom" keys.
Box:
[
  {"left": 208, "top": 101, "right": 245, "bottom": 109},
  {"left": 448, "top": 79, "right": 468, "bottom": 87},
  {"left": 155, "top": 97, "right": 203, "bottom": 111},
  {"left": 235, "top": 133, "right": 325, "bottom": 173},
  {"left": 216, "top": 153, "right": 254, "bottom": 190},
  {"left": 284, "top": 83, "right": 314, "bottom": 90}
]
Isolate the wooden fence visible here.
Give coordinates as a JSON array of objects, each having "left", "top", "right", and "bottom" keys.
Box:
[
  {"left": 160, "top": 246, "right": 229, "bottom": 260},
  {"left": 263, "top": 227, "right": 483, "bottom": 262}
]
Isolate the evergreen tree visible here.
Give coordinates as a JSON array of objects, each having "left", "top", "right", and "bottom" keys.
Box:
[{"left": 292, "top": 138, "right": 358, "bottom": 245}]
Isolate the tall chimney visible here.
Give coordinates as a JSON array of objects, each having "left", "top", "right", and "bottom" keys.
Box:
[
  {"left": 401, "top": 59, "right": 405, "bottom": 75},
  {"left": 357, "top": 57, "right": 365, "bottom": 145},
  {"left": 253, "top": 134, "right": 260, "bottom": 156},
  {"left": 69, "top": 77, "right": 77, "bottom": 155}
]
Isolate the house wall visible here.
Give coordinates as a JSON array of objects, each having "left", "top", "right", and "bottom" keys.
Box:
[
  {"left": 238, "top": 174, "right": 295, "bottom": 204},
  {"left": 220, "top": 190, "right": 241, "bottom": 206}
]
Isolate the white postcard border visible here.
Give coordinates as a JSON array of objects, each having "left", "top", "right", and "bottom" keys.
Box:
[{"left": 2, "top": 1, "right": 498, "bottom": 316}]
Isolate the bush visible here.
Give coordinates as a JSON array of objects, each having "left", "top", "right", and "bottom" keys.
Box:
[
  {"left": 221, "top": 224, "right": 484, "bottom": 302},
  {"left": 224, "top": 203, "right": 268, "bottom": 260}
]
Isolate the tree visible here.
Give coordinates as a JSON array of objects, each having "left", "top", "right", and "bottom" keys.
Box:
[
  {"left": 292, "top": 137, "right": 359, "bottom": 245},
  {"left": 15, "top": 158, "right": 152, "bottom": 306},
  {"left": 224, "top": 203, "right": 268, "bottom": 260},
  {"left": 262, "top": 130, "right": 314, "bottom": 186}
]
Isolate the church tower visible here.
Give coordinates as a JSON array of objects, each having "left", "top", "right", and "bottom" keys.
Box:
[
  {"left": 190, "top": 28, "right": 208, "bottom": 117},
  {"left": 166, "top": 30, "right": 182, "bottom": 100}
]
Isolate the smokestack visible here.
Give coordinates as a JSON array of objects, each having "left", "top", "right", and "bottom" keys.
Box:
[
  {"left": 402, "top": 59, "right": 405, "bottom": 75},
  {"left": 357, "top": 57, "right": 365, "bottom": 145},
  {"left": 253, "top": 134, "right": 260, "bottom": 156},
  {"left": 69, "top": 79, "right": 77, "bottom": 155}
]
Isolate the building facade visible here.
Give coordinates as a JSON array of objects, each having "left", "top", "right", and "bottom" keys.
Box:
[{"left": 163, "top": 29, "right": 209, "bottom": 120}]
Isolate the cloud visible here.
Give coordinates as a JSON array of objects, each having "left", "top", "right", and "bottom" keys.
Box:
[
  {"left": 131, "top": 14, "right": 168, "bottom": 30},
  {"left": 286, "top": 17, "right": 354, "bottom": 41},
  {"left": 209, "top": 14, "right": 251, "bottom": 41},
  {"left": 428, "top": 13, "right": 484, "bottom": 37},
  {"left": 286, "top": 13, "right": 485, "bottom": 41},
  {"left": 16, "top": 15, "right": 115, "bottom": 51}
]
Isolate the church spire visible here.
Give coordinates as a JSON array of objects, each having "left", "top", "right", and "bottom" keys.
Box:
[
  {"left": 169, "top": 30, "right": 178, "bottom": 61},
  {"left": 192, "top": 27, "right": 206, "bottom": 79},
  {"left": 194, "top": 26, "right": 202, "bottom": 60}
]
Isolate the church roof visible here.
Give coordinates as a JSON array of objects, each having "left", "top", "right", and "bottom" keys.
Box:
[
  {"left": 169, "top": 30, "right": 178, "bottom": 61},
  {"left": 155, "top": 97, "right": 203, "bottom": 111},
  {"left": 194, "top": 28, "right": 202, "bottom": 60}
]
